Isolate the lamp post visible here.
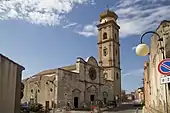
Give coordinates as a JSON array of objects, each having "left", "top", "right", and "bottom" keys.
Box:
[{"left": 135, "top": 31, "right": 168, "bottom": 113}]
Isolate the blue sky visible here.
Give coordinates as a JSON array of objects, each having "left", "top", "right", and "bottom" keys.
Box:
[{"left": 0, "top": 0, "right": 170, "bottom": 93}]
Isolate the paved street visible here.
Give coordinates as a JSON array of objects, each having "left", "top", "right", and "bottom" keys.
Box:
[
  {"left": 106, "top": 103, "right": 142, "bottom": 113},
  {"left": 55, "top": 104, "right": 142, "bottom": 113},
  {"left": 68, "top": 110, "right": 142, "bottom": 113}
]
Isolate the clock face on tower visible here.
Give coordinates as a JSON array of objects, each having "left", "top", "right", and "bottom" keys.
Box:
[{"left": 89, "top": 67, "right": 97, "bottom": 80}]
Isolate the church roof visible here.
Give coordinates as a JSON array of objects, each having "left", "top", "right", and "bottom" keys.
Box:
[
  {"left": 61, "top": 64, "right": 76, "bottom": 71},
  {"left": 36, "top": 64, "right": 76, "bottom": 75},
  {"left": 37, "top": 68, "right": 57, "bottom": 75}
]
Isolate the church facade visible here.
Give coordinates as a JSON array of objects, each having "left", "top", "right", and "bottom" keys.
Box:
[{"left": 22, "top": 9, "right": 121, "bottom": 109}]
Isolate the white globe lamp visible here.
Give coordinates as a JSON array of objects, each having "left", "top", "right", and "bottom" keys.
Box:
[
  {"left": 138, "top": 89, "right": 142, "bottom": 92},
  {"left": 136, "top": 44, "right": 149, "bottom": 56}
]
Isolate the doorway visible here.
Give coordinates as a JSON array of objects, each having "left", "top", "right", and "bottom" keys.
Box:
[
  {"left": 74, "top": 97, "right": 78, "bottom": 108},
  {"left": 90, "top": 95, "right": 95, "bottom": 101},
  {"left": 45, "top": 101, "right": 49, "bottom": 111},
  {"left": 104, "top": 98, "right": 107, "bottom": 104}
]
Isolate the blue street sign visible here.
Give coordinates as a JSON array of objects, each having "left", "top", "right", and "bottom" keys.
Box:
[{"left": 158, "top": 58, "right": 170, "bottom": 75}]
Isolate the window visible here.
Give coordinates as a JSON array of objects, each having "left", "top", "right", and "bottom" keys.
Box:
[
  {"left": 38, "top": 89, "right": 40, "bottom": 93},
  {"left": 89, "top": 67, "right": 97, "bottom": 80},
  {"left": 103, "top": 32, "right": 107, "bottom": 39},
  {"left": 103, "top": 47, "right": 108, "bottom": 56},
  {"left": 168, "top": 83, "right": 170, "bottom": 90},
  {"left": 31, "top": 89, "right": 33, "bottom": 93},
  {"left": 50, "top": 88, "right": 53, "bottom": 92},
  {"left": 103, "top": 72, "right": 108, "bottom": 79},
  {"left": 115, "top": 33, "right": 117, "bottom": 40},
  {"left": 116, "top": 73, "right": 119, "bottom": 80}
]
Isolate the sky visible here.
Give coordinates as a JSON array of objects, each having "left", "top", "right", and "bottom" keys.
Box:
[{"left": 0, "top": 0, "right": 170, "bottom": 93}]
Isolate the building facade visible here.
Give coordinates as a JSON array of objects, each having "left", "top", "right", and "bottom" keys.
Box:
[
  {"left": 143, "top": 61, "right": 150, "bottom": 108},
  {"left": 0, "top": 54, "right": 25, "bottom": 113},
  {"left": 22, "top": 9, "right": 121, "bottom": 109},
  {"left": 146, "top": 20, "right": 170, "bottom": 112}
]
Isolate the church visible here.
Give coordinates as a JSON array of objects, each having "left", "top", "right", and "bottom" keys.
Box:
[{"left": 22, "top": 8, "right": 121, "bottom": 109}]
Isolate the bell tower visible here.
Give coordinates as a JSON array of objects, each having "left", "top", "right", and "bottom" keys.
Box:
[{"left": 97, "top": 8, "right": 121, "bottom": 98}]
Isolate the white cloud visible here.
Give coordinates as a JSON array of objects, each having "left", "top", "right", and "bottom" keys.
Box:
[
  {"left": 0, "top": 0, "right": 95, "bottom": 26},
  {"left": 63, "top": 22, "right": 77, "bottom": 28},
  {"left": 122, "top": 69, "right": 143, "bottom": 77},
  {"left": 114, "top": 0, "right": 170, "bottom": 38},
  {"left": 132, "top": 46, "right": 137, "bottom": 51},
  {"left": 115, "top": 0, "right": 141, "bottom": 8},
  {"left": 78, "top": 0, "right": 170, "bottom": 38},
  {"left": 76, "top": 23, "right": 98, "bottom": 37}
]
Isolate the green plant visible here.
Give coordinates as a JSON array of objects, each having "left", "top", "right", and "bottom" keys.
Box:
[{"left": 28, "top": 103, "right": 44, "bottom": 112}]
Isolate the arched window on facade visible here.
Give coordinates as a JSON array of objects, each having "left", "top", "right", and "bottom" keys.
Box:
[{"left": 103, "top": 32, "right": 107, "bottom": 39}]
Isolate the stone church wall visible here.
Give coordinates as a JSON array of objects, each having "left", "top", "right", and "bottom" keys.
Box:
[
  {"left": 22, "top": 73, "right": 56, "bottom": 107},
  {"left": 57, "top": 68, "right": 84, "bottom": 108}
]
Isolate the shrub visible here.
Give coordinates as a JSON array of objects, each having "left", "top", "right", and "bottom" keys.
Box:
[{"left": 29, "top": 103, "right": 44, "bottom": 112}]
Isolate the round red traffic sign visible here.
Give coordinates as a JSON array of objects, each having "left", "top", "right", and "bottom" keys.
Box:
[{"left": 158, "top": 58, "right": 170, "bottom": 75}]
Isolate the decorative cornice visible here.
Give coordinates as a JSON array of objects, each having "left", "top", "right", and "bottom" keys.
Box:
[
  {"left": 97, "top": 20, "right": 120, "bottom": 29},
  {"left": 97, "top": 38, "right": 120, "bottom": 46}
]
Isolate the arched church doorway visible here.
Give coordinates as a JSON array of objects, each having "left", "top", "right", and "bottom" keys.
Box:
[
  {"left": 90, "top": 95, "right": 95, "bottom": 101},
  {"left": 104, "top": 98, "right": 107, "bottom": 104},
  {"left": 72, "top": 89, "right": 81, "bottom": 109},
  {"left": 74, "top": 97, "right": 79, "bottom": 108},
  {"left": 87, "top": 85, "right": 98, "bottom": 104}
]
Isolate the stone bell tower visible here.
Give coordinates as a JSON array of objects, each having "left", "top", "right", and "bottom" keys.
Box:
[{"left": 97, "top": 8, "right": 121, "bottom": 98}]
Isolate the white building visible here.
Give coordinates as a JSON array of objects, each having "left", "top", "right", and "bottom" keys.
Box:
[{"left": 147, "top": 20, "right": 170, "bottom": 112}]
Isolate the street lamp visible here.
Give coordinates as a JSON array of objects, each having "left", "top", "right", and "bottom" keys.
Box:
[
  {"left": 136, "top": 43, "right": 150, "bottom": 56},
  {"left": 136, "top": 31, "right": 164, "bottom": 58},
  {"left": 135, "top": 31, "right": 168, "bottom": 113}
]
